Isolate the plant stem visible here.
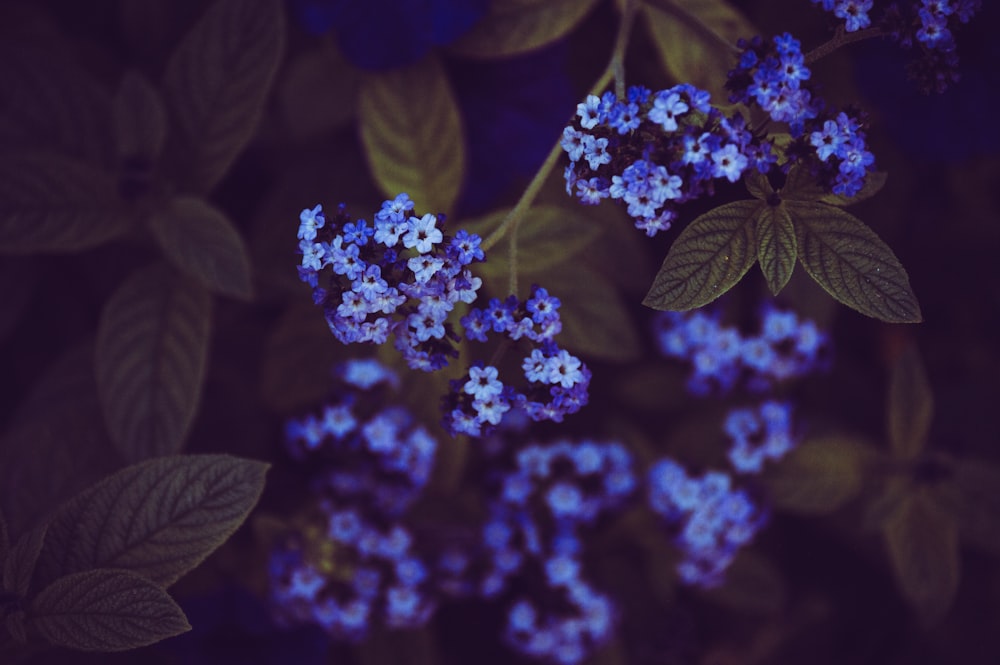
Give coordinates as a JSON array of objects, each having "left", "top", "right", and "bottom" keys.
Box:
[
  {"left": 480, "top": 66, "right": 614, "bottom": 254},
  {"left": 804, "top": 26, "right": 883, "bottom": 65},
  {"left": 613, "top": 0, "right": 640, "bottom": 99}
]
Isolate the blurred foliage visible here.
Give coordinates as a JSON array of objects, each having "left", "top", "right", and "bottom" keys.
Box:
[{"left": 0, "top": 0, "right": 998, "bottom": 663}]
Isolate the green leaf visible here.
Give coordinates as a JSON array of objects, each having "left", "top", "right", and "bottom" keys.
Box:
[
  {"left": 146, "top": 196, "right": 253, "bottom": 299},
  {"left": 278, "top": 45, "right": 360, "bottom": 141},
  {"left": 535, "top": 265, "right": 641, "bottom": 362},
  {"left": 698, "top": 551, "right": 786, "bottom": 615},
  {"left": 162, "top": 0, "right": 286, "bottom": 192},
  {"left": 95, "top": 264, "right": 212, "bottom": 463},
  {"left": 0, "top": 154, "right": 131, "bottom": 254},
  {"left": 788, "top": 200, "right": 922, "bottom": 323},
  {"left": 948, "top": 459, "right": 1000, "bottom": 556},
  {"left": 358, "top": 55, "right": 465, "bottom": 213},
  {"left": 643, "top": 200, "right": 761, "bottom": 311},
  {"left": 462, "top": 205, "right": 604, "bottom": 278},
  {"left": 259, "top": 303, "right": 351, "bottom": 412},
  {"left": 113, "top": 70, "right": 168, "bottom": 164},
  {"left": 0, "top": 341, "right": 120, "bottom": 538},
  {"left": 29, "top": 568, "right": 190, "bottom": 652},
  {"left": 33, "top": 455, "right": 268, "bottom": 589},
  {"left": 744, "top": 168, "right": 773, "bottom": 201},
  {"left": 883, "top": 488, "right": 960, "bottom": 624},
  {"left": 763, "top": 436, "right": 872, "bottom": 514},
  {"left": 0, "top": 44, "right": 114, "bottom": 166},
  {"left": 447, "top": 0, "right": 599, "bottom": 58},
  {"left": 642, "top": 0, "right": 755, "bottom": 100},
  {"left": 5, "top": 611, "right": 27, "bottom": 644},
  {"left": 2, "top": 523, "right": 47, "bottom": 597},
  {"left": 755, "top": 203, "right": 797, "bottom": 295},
  {"left": 887, "top": 344, "right": 934, "bottom": 459}
]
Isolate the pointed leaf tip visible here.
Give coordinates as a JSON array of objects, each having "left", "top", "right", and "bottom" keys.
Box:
[
  {"left": 788, "top": 201, "right": 921, "bottom": 323},
  {"left": 644, "top": 200, "right": 761, "bottom": 311}
]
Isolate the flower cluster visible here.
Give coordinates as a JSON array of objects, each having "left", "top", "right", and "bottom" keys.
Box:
[
  {"left": 808, "top": 1, "right": 982, "bottom": 93},
  {"left": 647, "top": 459, "right": 767, "bottom": 587},
  {"left": 443, "top": 287, "right": 591, "bottom": 437},
  {"left": 654, "top": 304, "right": 829, "bottom": 395},
  {"left": 284, "top": 359, "right": 436, "bottom": 515},
  {"left": 726, "top": 32, "right": 875, "bottom": 197},
  {"left": 296, "top": 194, "right": 484, "bottom": 371},
  {"left": 724, "top": 400, "right": 796, "bottom": 474},
  {"left": 476, "top": 439, "right": 635, "bottom": 663},
  {"left": 270, "top": 359, "right": 440, "bottom": 639},
  {"left": 561, "top": 84, "right": 775, "bottom": 236},
  {"left": 268, "top": 515, "right": 435, "bottom": 640}
]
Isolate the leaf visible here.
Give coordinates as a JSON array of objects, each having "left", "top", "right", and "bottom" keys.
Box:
[
  {"left": 882, "top": 488, "right": 960, "bottom": 624},
  {"left": 788, "top": 201, "right": 922, "bottom": 323},
  {"left": 29, "top": 568, "right": 191, "bottom": 652},
  {"left": 887, "top": 344, "right": 934, "bottom": 460},
  {"left": 0, "top": 154, "right": 131, "bottom": 254},
  {"left": 755, "top": 203, "right": 797, "bottom": 295},
  {"left": 642, "top": 0, "right": 755, "bottom": 100},
  {"left": 33, "top": 455, "right": 268, "bottom": 589},
  {"left": 2, "top": 523, "right": 47, "bottom": 598},
  {"left": 763, "top": 436, "right": 873, "bottom": 514},
  {"left": 447, "top": 0, "right": 600, "bottom": 58},
  {"left": 0, "top": 340, "right": 120, "bottom": 538},
  {"left": 358, "top": 54, "right": 465, "bottom": 214},
  {"left": 0, "top": 43, "right": 114, "bottom": 166},
  {"left": 536, "top": 265, "right": 641, "bottom": 362},
  {"left": 643, "top": 200, "right": 761, "bottom": 311},
  {"left": 162, "top": 0, "right": 286, "bottom": 192},
  {"left": 5, "top": 611, "right": 27, "bottom": 644},
  {"left": 95, "top": 263, "right": 212, "bottom": 463},
  {"left": 113, "top": 70, "right": 169, "bottom": 163},
  {"left": 146, "top": 196, "right": 253, "bottom": 299},
  {"left": 278, "top": 45, "right": 360, "bottom": 141},
  {"left": 948, "top": 459, "right": 1000, "bottom": 556},
  {"left": 698, "top": 551, "right": 786, "bottom": 615},
  {"left": 744, "top": 168, "right": 772, "bottom": 201},
  {"left": 259, "top": 303, "right": 351, "bottom": 412},
  {"left": 574, "top": 201, "right": 655, "bottom": 293},
  {"left": 462, "top": 205, "right": 604, "bottom": 278}
]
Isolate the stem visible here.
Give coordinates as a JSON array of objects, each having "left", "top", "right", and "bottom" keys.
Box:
[
  {"left": 480, "top": 64, "right": 615, "bottom": 254},
  {"left": 613, "top": 0, "right": 640, "bottom": 99},
  {"left": 804, "top": 26, "right": 883, "bottom": 65},
  {"left": 508, "top": 221, "right": 519, "bottom": 295}
]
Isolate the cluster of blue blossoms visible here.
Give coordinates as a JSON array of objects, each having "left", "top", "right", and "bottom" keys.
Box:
[
  {"left": 648, "top": 460, "right": 768, "bottom": 587},
  {"left": 442, "top": 287, "right": 591, "bottom": 437},
  {"left": 297, "top": 194, "right": 484, "bottom": 371},
  {"left": 297, "top": 196, "right": 591, "bottom": 437},
  {"left": 808, "top": 1, "right": 982, "bottom": 92},
  {"left": 270, "top": 360, "right": 439, "bottom": 639},
  {"left": 654, "top": 304, "right": 829, "bottom": 395},
  {"left": 561, "top": 84, "right": 776, "bottom": 236},
  {"left": 726, "top": 32, "right": 875, "bottom": 197},
  {"left": 724, "top": 400, "right": 796, "bottom": 474},
  {"left": 646, "top": 301, "right": 829, "bottom": 586},
  {"left": 479, "top": 439, "right": 635, "bottom": 664}
]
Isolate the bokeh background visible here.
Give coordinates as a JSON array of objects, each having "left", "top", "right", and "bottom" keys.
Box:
[{"left": 1, "top": 0, "right": 999, "bottom": 663}]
